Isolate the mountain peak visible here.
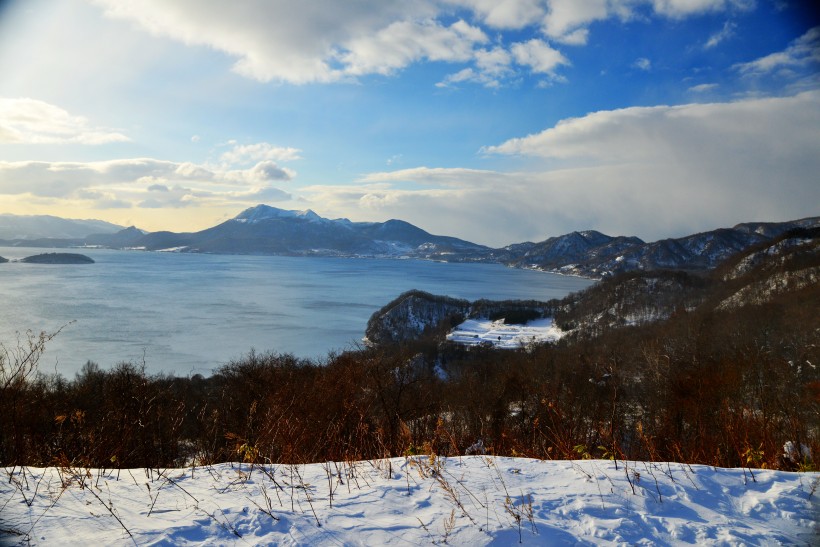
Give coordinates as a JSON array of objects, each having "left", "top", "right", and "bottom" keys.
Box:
[{"left": 233, "top": 204, "right": 323, "bottom": 223}]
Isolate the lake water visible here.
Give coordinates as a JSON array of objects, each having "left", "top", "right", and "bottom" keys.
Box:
[{"left": 0, "top": 247, "right": 593, "bottom": 377}]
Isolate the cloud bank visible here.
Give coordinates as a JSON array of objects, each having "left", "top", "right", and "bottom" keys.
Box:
[
  {"left": 302, "top": 92, "right": 820, "bottom": 246},
  {"left": 0, "top": 153, "right": 293, "bottom": 211},
  {"left": 0, "top": 98, "right": 129, "bottom": 144}
]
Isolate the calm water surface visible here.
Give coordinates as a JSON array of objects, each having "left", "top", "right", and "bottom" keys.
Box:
[{"left": 0, "top": 247, "right": 593, "bottom": 376}]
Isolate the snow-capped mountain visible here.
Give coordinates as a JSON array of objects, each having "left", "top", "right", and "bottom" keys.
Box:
[
  {"left": 129, "top": 205, "right": 489, "bottom": 257},
  {"left": 232, "top": 204, "right": 324, "bottom": 223}
]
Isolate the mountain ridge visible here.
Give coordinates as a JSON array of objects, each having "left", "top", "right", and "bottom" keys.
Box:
[
  {"left": 0, "top": 206, "right": 817, "bottom": 278},
  {"left": 0, "top": 213, "right": 125, "bottom": 240}
]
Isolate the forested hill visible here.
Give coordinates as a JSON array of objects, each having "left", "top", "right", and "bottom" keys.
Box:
[{"left": 366, "top": 227, "right": 820, "bottom": 346}]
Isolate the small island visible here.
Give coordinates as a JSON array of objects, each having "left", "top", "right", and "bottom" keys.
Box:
[
  {"left": 19, "top": 253, "right": 95, "bottom": 264},
  {"left": 0, "top": 256, "right": 7, "bottom": 263}
]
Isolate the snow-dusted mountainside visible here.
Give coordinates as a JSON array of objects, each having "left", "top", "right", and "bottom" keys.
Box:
[
  {"left": 497, "top": 230, "right": 644, "bottom": 270},
  {"left": 549, "top": 227, "right": 820, "bottom": 336},
  {"left": 0, "top": 213, "right": 124, "bottom": 240},
  {"left": 495, "top": 218, "right": 820, "bottom": 278},
  {"left": 714, "top": 233, "right": 820, "bottom": 311}
]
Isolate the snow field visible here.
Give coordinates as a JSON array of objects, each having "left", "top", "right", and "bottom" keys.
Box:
[
  {"left": 446, "top": 318, "right": 563, "bottom": 349},
  {"left": 2, "top": 457, "right": 817, "bottom": 545}
]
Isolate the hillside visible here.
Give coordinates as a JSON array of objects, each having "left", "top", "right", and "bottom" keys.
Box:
[{"left": 553, "top": 226, "right": 820, "bottom": 337}]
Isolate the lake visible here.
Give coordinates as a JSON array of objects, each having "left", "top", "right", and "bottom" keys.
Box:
[{"left": 0, "top": 247, "right": 593, "bottom": 377}]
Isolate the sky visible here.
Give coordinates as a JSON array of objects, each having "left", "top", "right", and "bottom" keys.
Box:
[{"left": 0, "top": 0, "right": 818, "bottom": 247}]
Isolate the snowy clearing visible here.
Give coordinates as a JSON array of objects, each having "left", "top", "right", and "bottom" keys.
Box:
[
  {"left": 447, "top": 318, "right": 563, "bottom": 348},
  {"left": 2, "top": 457, "right": 817, "bottom": 545}
]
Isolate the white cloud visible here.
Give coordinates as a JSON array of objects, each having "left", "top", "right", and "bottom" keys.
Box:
[
  {"left": 235, "top": 161, "right": 295, "bottom": 183},
  {"left": 446, "top": 0, "right": 546, "bottom": 29},
  {"left": 688, "top": 83, "right": 718, "bottom": 92},
  {"left": 0, "top": 97, "right": 129, "bottom": 144},
  {"left": 138, "top": 185, "right": 199, "bottom": 209},
  {"left": 734, "top": 26, "right": 820, "bottom": 75},
  {"left": 541, "top": 0, "right": 754, "bottom": 43},
  {"left": 705, "top": 20, "right": 736, "bottom": 49},
  {"left": 220, "top": 142, "right": 302, "bottom": 166},
  {"left": 633, "top": 57, "right": 651, "bottom": 71},
  {"left": 542, "top": 0, "right": 613, "bottom": 43},
  {"left": 340, "top": 19, "right": 487, "bottom": 77},
  {"left": 437, "top": 38, "right": 569, "bottom": 88},
  {"left": 485, "top": 91, "right": 820, "bottom": 162},
  {"left": 649, "top": 0, "right": 755, "bottom": 18},
  {"left": 475, "top": 46, "right": 515, "bottom": 76},
  {"left": 87, "top": 0, "right": 443, "bottom": 83},
  {"left": 511, "top": 39, "right": 568, "bottom": 74},
  {"left": 437, "top": 67, "right": 480, "bottom": 88},
  {"left": 83, "top": 0, "right": 762, "bottom": 86},
  {"left": 556, "top": 28, "right": 590, "bottom": 46},
  {"left": 437, "top": 46, "right": 516, "bottom": 87},
  {"left": 361, "top": 166, "right": 499, "bottom": 186}
]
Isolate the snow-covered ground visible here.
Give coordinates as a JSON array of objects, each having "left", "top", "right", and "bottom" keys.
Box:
[
  {"left": 447, "top": 318, "right": 563, "bottom": 348},
  {"left": 2, "top": 457, "right": 817, "bottom": 545}
]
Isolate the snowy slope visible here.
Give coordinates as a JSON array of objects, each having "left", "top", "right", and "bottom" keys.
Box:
[{"left": 2, "top": 457, "right": 817, "bottom": 545}]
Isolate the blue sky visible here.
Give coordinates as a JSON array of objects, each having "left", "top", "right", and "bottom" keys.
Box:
[{"left": 0, "top": 0, "right": 818, "bottom": 246}]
